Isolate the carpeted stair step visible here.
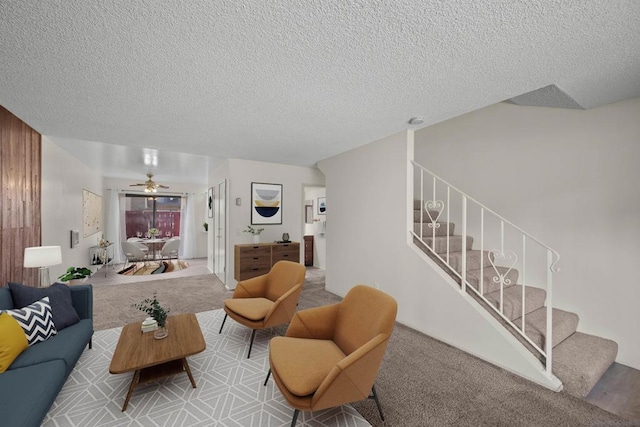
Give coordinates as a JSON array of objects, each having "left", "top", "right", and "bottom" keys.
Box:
[
  {"left": 484, "top": 285, "right": 546, "bottom": 321},
  {"left": 552, "top": 332, "right": 618, "bottom": 397},
  {"left": 466, "top": 266, "right": 519, "bottom": 294},
  {"left": 422, "top": 235, "right": 473, "bottom": 254},
  {"left": 413, "top": 222, "right": 455, "bottom": 237},
  {"left": 513, "top": 307, "right": 579, "bottom": 351},
  {"left": 414, "top": 200, "right": 447, "bottom": 210},
  {"left": 449, "top": 250, "right": 493, "bottom": 273},
  {"left": 414, "top": 209, "right": 447, "bottom": 223}
]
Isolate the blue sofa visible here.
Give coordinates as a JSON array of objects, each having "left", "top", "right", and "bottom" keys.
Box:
[{"left": 0, "top": 284, "right": 93, "bottom": 427}]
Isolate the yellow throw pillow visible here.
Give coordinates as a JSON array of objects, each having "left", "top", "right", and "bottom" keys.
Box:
[{"left": 0, "top": 312, "right": 29, "bottom": 373}]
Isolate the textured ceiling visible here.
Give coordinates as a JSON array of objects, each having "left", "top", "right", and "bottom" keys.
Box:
[{"left": 1, "top": 1, "right": 639, "bottom": 173}]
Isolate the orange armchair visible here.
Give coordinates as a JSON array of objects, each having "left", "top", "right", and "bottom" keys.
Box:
[
  {"left": 264, "top": 285, "right": 398, "bottom": 426},
  {"left": 219, "top": 260, "right": 306, "bottom": 358}
]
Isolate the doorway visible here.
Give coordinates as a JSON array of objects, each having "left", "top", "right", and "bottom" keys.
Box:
[
  {"left": 302, "top": 185, "right": 326, "bottom": 269},
  {"left": 213, "top": 180, "right": 227, "bottom": 283}
]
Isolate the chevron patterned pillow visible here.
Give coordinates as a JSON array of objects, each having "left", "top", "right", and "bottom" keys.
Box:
[{"left": 0, "top": 296, "right": 58, "bottom": 346}]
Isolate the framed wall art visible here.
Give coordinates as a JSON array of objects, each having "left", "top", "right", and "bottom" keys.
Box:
[
  {"left": 251, "top": 182, "right": 282, "bottom": 225},
  {"left": 82, "top": 189, "right": 102, "bottom": 237},
  {"left": 317, "top": 197, "right": 326, "bottom": 215}
]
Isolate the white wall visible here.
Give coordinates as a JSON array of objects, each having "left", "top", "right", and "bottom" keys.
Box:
[
  {"left": 103, "top": 177, "right": 208, "bottom": 259},
  {"left": 414, "top": 98, "right": 640, "bottom": 370},
  {"left": 41, "top": 136, "right": 104, "bottom": 281},
  {"left": 318, "top": 131, "right": 560, "bottom": 389},
  {"left": 210, "top": 158, "right": 325, "bottom": 288}
]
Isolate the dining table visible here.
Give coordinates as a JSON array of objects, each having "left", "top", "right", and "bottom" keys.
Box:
[{"left": 143, "top": 238, "right": 168, "bottom": 260}]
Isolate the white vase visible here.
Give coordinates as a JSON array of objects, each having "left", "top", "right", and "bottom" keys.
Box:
[{"left": 253, "top": 234, "right": 260, "bottom": 244}]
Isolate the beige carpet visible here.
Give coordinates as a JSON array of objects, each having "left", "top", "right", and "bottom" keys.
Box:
[
  {"left": 91, "top": 270, "right": 628, "bottom": 426},
  {"left": 93, "top": 274, "right": 231, "bottom": 330}
]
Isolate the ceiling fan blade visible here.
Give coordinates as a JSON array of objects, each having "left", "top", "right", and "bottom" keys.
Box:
[
  {"left": 130, "top": 183, "right": 145, "bottom": 186},
  {"left": 158, "top": 185, "right": 170, "bottom": 189}
]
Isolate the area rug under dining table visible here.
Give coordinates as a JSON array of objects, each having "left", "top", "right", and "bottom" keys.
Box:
[{"left": 42, "top": 309, "right": 369, "bottom": 427}]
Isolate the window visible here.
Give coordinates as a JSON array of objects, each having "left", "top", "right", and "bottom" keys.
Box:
[{"left": 125, "top": 195, "right": 181, "bottom": 238}]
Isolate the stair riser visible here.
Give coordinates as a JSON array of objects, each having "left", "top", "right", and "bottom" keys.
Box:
[
  {"left": 514, "top": 308, "right": 579, "bottom": 351},
  {"left": 466, "top": 267, "right": 520, "bottom": 295},
  {"left": 449, "top": 251, "right": 493, "bottom": 273},
  {"left": 484, "top": 285, "right": 546, "bottom": 321},
  {"left": 423, "top": 236, "right": 473, "bottom": 254},
  {"left": 413, "top": 223, "right": 455, "bottom": 237},
  {"left": 414, "top": 210, "right": 445, "bottom": 223}
]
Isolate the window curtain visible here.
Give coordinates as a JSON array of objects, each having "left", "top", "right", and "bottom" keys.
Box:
[
  {"left": 105, "top": 189, "right": 125, "bottom": 264},
  {"left": 179, "top": 194, "right": 197, "bottom": 259}
]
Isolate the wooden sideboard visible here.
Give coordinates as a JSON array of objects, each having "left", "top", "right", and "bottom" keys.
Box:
[{"left": 234, "top": 242, "right": 300, "bottom": 281}]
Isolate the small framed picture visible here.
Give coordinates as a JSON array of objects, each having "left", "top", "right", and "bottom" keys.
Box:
[
  {"left": 208, "top": 187, "right": 213, "bottom": 218},
  {"left": 317, "top": 197, "right": 326, "bottom": 215},
  {"left": 251, "top": 182, "right": 283, "bottom": 224}
]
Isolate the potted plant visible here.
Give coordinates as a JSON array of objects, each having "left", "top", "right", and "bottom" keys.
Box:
[
  {"left": 148, "top": 227, "right": 159, "bottom": 238},
  {"left": 133, "top": 292, "right": 170, "bottom": 339},
  {"left": 243, "top": 225, "right": 265, "bottom": 243},
  {"left": 58, "top": 267, "right": 93, "bottom": 285}
]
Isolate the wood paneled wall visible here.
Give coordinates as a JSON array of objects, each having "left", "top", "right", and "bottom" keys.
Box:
[{"left": 0, "top": 105, "right": 41, "bottom": 287}]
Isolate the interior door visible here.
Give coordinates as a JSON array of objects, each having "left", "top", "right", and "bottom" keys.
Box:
[{"left": 213, "top": 179, "right": 227, "bottom": 283}]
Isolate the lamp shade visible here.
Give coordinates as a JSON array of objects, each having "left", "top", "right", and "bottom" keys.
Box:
[{"left": 24, "top": 246, "right": 62, "bottom": 268}]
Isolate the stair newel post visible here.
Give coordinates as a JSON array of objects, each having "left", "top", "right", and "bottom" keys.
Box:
[
  {"left": 420, "top": 169, "right": 424, "bottom": 240},
  {"left": 521, "top": 235, "right": 527, "bottom": 328},
  {"left": 499, "top": 221, "right": 505, "bottom": 313},
  {"left": 461, "top": 196, "right": 467, "bottom": 294},
  {"left": 432, "top": 177, "right": 437, "bottom": 248},
  {"left": 546, "top": 249, "right": 554, "bottom": 375},
  {"left": 446, "top": 187, "right": 450, "bottom": 263},
  {"left": 480, "top": 208, "right": 484, "bottom": 295}
]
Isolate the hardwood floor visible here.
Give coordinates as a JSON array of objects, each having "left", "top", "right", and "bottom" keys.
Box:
[{"left": 586, "top": 362, "right": 640, "bottom": 422}]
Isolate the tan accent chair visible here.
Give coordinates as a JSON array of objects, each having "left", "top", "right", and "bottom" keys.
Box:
[
  {"left": 218, "top": 260, "right": 306, "bottom": 358},
  {"left": 264, "top": 285, "right": 397, "bottom": 426}
]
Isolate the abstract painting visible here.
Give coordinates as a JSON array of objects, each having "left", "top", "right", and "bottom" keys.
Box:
[
  {"left": 82, "top": 189, "right": 102, "bottom": 237},
  {"left": 251, "top": 182, "right": 282, "bottom": 224}
]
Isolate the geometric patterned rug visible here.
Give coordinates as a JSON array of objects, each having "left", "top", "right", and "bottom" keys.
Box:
[{"left": 42, "top": 309, "right": 371, "bottom": 427}]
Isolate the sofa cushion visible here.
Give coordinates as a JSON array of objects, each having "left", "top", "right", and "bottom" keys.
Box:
[
  {"left": 10, "top": 319, "right": 92, "bottom": 375},
  {"left": 1, "top": 297, "right": 57, "bottom": 346},
  {"left": 0, "top": 359, "right": 67, "bottom": 427},
  {"left": 0, "top": 312, "right": 28, "bottom": 373},
  {"left": 9, "top": 282, "right": 80, "bottom": 330},
  {"left": 0, "top": 287, "right": 13, "bottom": 310}
]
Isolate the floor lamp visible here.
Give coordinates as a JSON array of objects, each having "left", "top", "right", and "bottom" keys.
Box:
[{"left": 24, "top": 246, "right": 62, "bottom": 288}]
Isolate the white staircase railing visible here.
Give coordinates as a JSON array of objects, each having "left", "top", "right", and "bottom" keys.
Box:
[{"left": 411, "top": 160, "right": 560, "bottom": 376}]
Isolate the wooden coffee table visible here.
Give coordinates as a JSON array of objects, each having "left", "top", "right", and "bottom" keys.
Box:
[{"left": 109, "top": 313, "right": 206, "bottom": 411}]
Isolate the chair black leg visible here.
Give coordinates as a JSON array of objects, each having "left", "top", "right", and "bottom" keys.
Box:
[
  {"left": 218, "top": 313, "right": 227, "bottom": 334},
  {"left": 291, "top": 409, "right": 299, "bottom": 427},
  {"left": 247, "top": 329, "right": 257, "bottom": 358},
  {"left": 264, "top": 369, "right": 271, "bottom": 386},
  {"left": 369, "top": 384, "right": 385, "bottom": 421},
  {"left": 89, "top": 337, "right": 92, "bottom": 350}
]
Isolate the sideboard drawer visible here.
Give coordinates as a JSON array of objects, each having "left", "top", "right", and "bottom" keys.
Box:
[
  {"left": 234, "top": 242, "right": 301, "bottom": 281},
  {"left": 272, "top": 243, "right": 299, "bottom": 263}
]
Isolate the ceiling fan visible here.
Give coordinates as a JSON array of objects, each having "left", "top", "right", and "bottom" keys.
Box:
[{"left": 130, "top": 173, "right": 169, "bottom": 193}]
